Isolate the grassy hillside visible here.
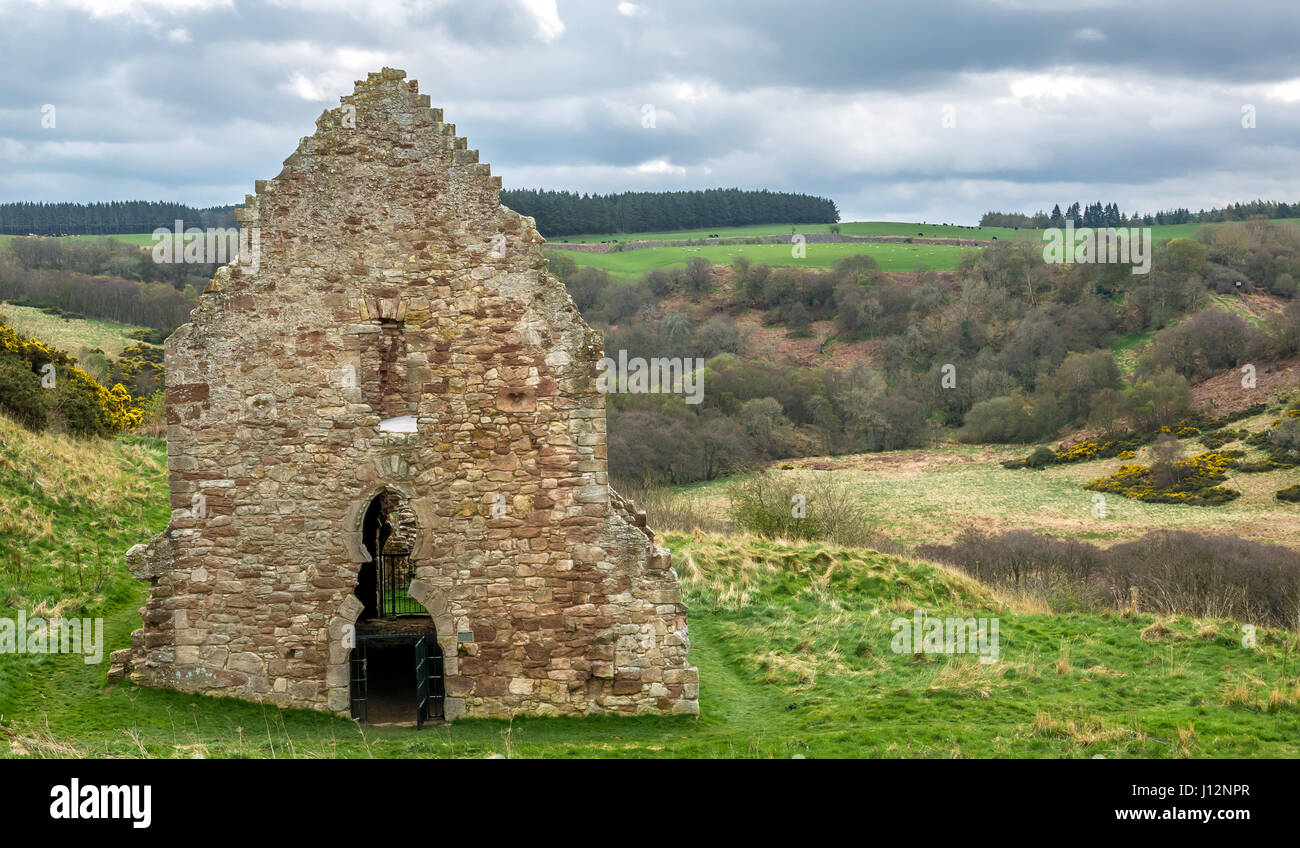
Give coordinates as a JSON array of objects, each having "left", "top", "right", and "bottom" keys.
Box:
[
  {"left": 545, "top": 218, "right": 1300, "bottom": 280},
  {"left": 0, "top": 414, "right": 167, "bottom": 714},
  {"left": 4, "top": 217, "right": 1294, "bottom": 252},
  {"left": 0, "top": 302, "right": 150, "bottom": 359},
  {"left": 4, "top": 531, "right": 1298, "bottom": 757},
  {"left": 0, "top": 414, "right": 168, "bottom": 616},
  {"left": 669, "top": 406, "right": 1300, "bottom": 550},
  {"left": 548, "top": 240, "right": 974, "bottom": 279},
  {"left": 8, "top": 220, "right": 1295, "bottom": 284},
  {"left": 1106, "top": 291, "right": 1286, "bottom": 377},
  {"left": 2, "top": 421, "right": 1298, "bottom": 758},
  {"left": 553, "top": 221, "right": 1025, "bottom": 243},
  {"left": 546, "top": 218, "right": 1300, "bottom": 245}
]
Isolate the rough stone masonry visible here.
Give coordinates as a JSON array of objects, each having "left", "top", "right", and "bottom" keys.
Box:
[{"left": 114, "top": 68, "right": 699, "bottom": 720}]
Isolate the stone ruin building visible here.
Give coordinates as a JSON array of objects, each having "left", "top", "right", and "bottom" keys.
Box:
[{"left": 114, "top": 68, "right": 698, "bottom": 723}]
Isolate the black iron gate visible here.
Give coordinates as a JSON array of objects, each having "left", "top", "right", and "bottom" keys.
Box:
[
  {"left": 349, "top": 632, "right": 444, "bottom": 727},
  {"left": 377, "top": 551, "right": 422, "bottom": 617},
  {"left": 349, "top": 637, "right": 368, "bottom": 722},
  {"left": 428, "top": 640, "right": 445, "bottom": 722},
  {"left": 415, "top": 636, "right": 428, "bottom": 729}
]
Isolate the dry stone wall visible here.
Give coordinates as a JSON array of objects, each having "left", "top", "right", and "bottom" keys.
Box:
[{"left": 115, "top": 68, "right": 698, "bottom": 720}]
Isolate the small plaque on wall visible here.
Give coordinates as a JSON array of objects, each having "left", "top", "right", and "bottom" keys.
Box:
[{"left": 457, "top": 631, "right": 474, "bottom": 643}]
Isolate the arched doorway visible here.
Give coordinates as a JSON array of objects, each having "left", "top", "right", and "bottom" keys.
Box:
[
  {"left": 355, "top": 491, "right": 423, "bottom": 620},
  {"left": 348, "top": 490, "right": 444, "bottom": 726}
]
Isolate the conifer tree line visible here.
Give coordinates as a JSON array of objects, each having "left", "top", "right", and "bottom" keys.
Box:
[
  {"left": 980, "top": 199, "right": 1300, "bottom": 229},
  {"left": 500, "top": 188, "right": 839, "bottom": 237},
  {"left": 0, "top": 201, "right": 238, "bottom": 235}
]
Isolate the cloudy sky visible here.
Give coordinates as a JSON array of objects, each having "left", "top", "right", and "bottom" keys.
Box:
[{"left": 2, "top": 0, "right": 1299, "bottom": 223}]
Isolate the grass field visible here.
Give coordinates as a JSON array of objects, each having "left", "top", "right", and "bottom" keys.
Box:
[
  {"left": 5, "top": 220, "right": 1296, "bottom": 286},
  {"left": 4, "top": 529, "right": 1299, "bottom": 757},
  {"left": 3, "top": 415, "right": 1300, "bottom": 758},
  {"left": 551, "top": 221, "right": 1024, "bottom": 244},
  {"left": 0, "top": 232, "right": 158, "bottom": 249},
  {"left": 0, "top": 302, "right": 149, "bottom": 358},
  {"left": 3, "top": 218, "right": 1294, "bottom": 252},
  {"left": 544, "top": 218, "right": 1300, "bottom": 280},
  {"left": 0, "top": 415, "right": 168, "bottom": 617},
  {"left": 544, "top": 218, "right": 1300, "bottom": 246},
  {"left": 547, "top": 241, "right": 975, "bottom": 279},
  {"left": 668, "top": 410, "right": 1300, "bottom": 551}
]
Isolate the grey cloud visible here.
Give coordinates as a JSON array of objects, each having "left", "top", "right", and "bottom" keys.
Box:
[{"left": 2, "top": 0, "right": 1299, "bottom": 223}]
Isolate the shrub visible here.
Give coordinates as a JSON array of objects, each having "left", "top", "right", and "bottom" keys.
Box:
[
  {"left": 1025, "top": 445, "right": 1056, "bottom": 468},
  {"left": 563, "top": 267, "right": 614, "bottom": 314},
  {"left": 681, "top": 257, "right": 713, "bottom": 296},
  {"left": 0, "top": 316, "right": 147, "bottom": 436},
  {"left": 643, "top": 268, "right": 677, "bottom": 297},
  {"left": 1236, "top": 416, "right": 1300, "bottom": 471},
  {"left": 0, "top": 356, "right": 46, "bottom": 429},
  {"left": 695, "top": 316, "right": 741, "bottom": 358},
  {"left": 1107, "top": 531, "right": 1300, "bottom": 627},
  {"left": 1003, "top": 435, "right": 1147, "bottom": 469},
  {"left": 922, "top": 529, "right": 1300, "bottom": 628},
  {"left": 727, "top": 470, "right": 876, "bottom": 546},
  {"left": 1148, "top": 433, "right": 1185, "bottom": 489},
  {"left": 1045, "top": 350, "right": 1121, "bottom": 425},
  {"left": 611, "top": 480, "right": 732, "bottom": 535},
  {"left": 50, "top": 370, "right": 111, "bottom": 437},
  {"left": 1211, "top": 403, "right": 1268, "bottom": 426},
  {"left": 1269, "top": 417, "right": 1300, "bottom": 457},
  {"left": 917, "top": 529, "right": 1107, "bottom": 613},
  {"left": 1277, "top": 485, "right": 1300, "bottom": 503},
  {"left": 1127, "top": 368, "right": 1193, "bottom": 432},
  {"left": 1271, "top": 272, "right": 1297, "bottom": 298},
  {"left": 959, "top": 394, "right": 1042, "bottom": 443},
  {"left": 1146, "top": 308, "right": 1258, "bottom": 380},
  {"left": 1085, "top": 450, "right": 1243, "bottom": 506},
  {"left": 1200, "top": 428, "right": 1247, "bottom": 449}
]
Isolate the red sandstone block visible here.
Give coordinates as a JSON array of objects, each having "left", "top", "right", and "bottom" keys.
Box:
[
  {"left": 475, "top": 677, "right": 507, "bottom": 697},
  {"left": 167, "top": 383, "right": 210, "bottom": 404}
]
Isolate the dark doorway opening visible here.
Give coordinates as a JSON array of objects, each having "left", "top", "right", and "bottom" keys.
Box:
[
  {"left": 349, "top": 491, "right": 440, "bottom": 725},
  {"left": 349, "top": 632, "right": 444, "bottom": 727}
]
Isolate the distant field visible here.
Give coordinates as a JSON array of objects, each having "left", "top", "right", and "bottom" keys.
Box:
[
  {"left": 2, "top": 218, "right": 1295, "bottom": 255},
  {"left": 547, "top": 241, "right": 975, "bottom": 279},
  {"left": 0, "top": 232, "right": 157, "bottom": 249},
  {"left": 541, "top": 218, "right": 1300, "bottom": 280},
  {"left": 673, "top": 410, "right": 1300, "bottom": 551},
  {"left": 5, "top": 220, "right": 1299, "bottom": 288},
  {"left": 0, "top": 302, "right": 148, "bottom": 357},
  {"left": 543, "top": 218, "right": 1300, "bottom": 245},
  {"left": 548, "top": 220, "right": 1023, "bottom": 244}
]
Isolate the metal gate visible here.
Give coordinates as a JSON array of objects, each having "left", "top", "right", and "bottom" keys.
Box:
[
  {"left": 415, "top": 636, "right": 429, "bottom": 729},
  {"left": 349, "top": 638, "right": 368, "bottom": 722},
  {"left": 349, "top": 632, "right": 444, "bottom": 727},
  {"left": 377, "top": 551, "right": 422, "bottom": 617},
  {"left": 428, "top": 640, "right": 445, "bottom": 722}
]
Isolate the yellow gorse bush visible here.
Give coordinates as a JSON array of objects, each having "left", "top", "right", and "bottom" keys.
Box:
[
  {"left": 0, "top": 316, "right": 149, "bottom": 435},
  {"left": 1085, "top": 451, "right": 1243, "bottom": 506}
]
